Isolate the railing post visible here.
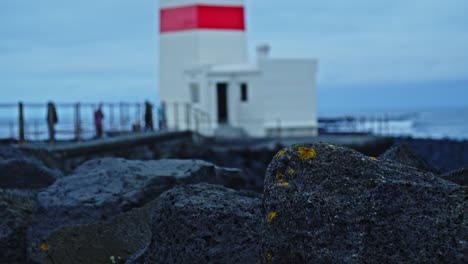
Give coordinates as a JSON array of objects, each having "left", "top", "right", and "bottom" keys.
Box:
[
  {"left": 206, "top": 113, "right": 211, "bottom": 135},
  {"left": 185, "top": 103, "right": 191, "bottom": 131},
  {"left": 136, "top": 103, "right": 141, "bottom": 132},
  {"left": 194, "top": 110, "right": 199, "bottom": 134},
  {"left": 109, "top": 103, "right": 114, "bottom": 129},
  {"left": 119, "top": 102, "right": 124, "bottom": 131},
  {"left": 174, "top": 103, "right": 179, "bottom": 131},
  {"left": 74, "top": 103, "right": 81, "bottom": 141},
  {"left": 18, "top": 102, "right": 25, "bottom": 144}
]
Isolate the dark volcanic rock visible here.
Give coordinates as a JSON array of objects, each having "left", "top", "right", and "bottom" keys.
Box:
[
  {"left": 380, "top": 144, "right": 439, "bottom": 173},
  {"left": 394, "top": 138, "right": 468, "bottom": 173},
  {"left": 0, "top": 159, "right": 63, "bottom": 189},
  {"left": 0, "top": 144, "right": 26, "bottom": 160},
  {"left": 262, "top": 143, "right": 466, "bottom": 264},
  {"left": 0, "top": 144, "right": 63, "bottom": 189},
  {"left": 0, "top": 189, "right": 36, "bottom": 264},
  {"left": 441, "top": 167, "right": 468, "bottom": 186},
  {"left": 28, "top": 158, "right": 248, "bottom": 263},
  {"left": 40, "top": 202, "right": 154, "bottom": 264},
  {"left": 167, "top": 144, "right": 281, "bottom": 192},
  {"left": 134, "top": 184, "right": 262, "bottom": 264}
]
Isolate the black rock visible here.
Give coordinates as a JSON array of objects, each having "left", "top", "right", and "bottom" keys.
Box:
[
  {"left": 134, "top": 183, "right": 262, "bottom": 264},
  {"left": 262, "top": 143, "right": 466, "bottom": 264},
  {"left": 0, "top": 189, "right": 36, "bottom": 264},
  {"left": 380, "top": 144, "right": 439, "bottom": 173},
  {"left": 39, "top": 202, "right": 154, "bottom": 264},
  {"left": 441, "top": 167, "right": 467, "bottom": 186},
  {"left": 0, "top": 144, "right": 26, "bottom": 160},
  {"left": 0, "top": 145, "right": 63, "bottom": 190},
  {"left": 0, "top": 159, "right": 63, "bottom": 189},
  {"left": 393, "top": 138, "right": 468, "bottom": 173},
  {"left": 27, "top": 158, "right": 248, "bottom": 263}
]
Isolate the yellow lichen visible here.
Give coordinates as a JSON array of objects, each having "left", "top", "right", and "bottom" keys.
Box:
[
  {"left": 297, "top": 146, "right": 317, "bottom": 160},
  {"left": 276, "top": 172, "right": 289, "bottom": 186},
  {"left": 275, "top": 149, "right": 287, "bottom": 157},
  {"left": 276, "top": 172, "right": 284, "bottom": 181},
  {"left": 40, "top": 243, "right": 49, "bottom": 251},
  {"left": 370, "top": 156, "right": 377, "bottom": 161},
  {"left": 287, "top": 168, "right": 295, "bottom": 174},
  {"left": 266, "top": 253, "right": 272, "bottom": 262},
  {"left": 267, "top": 212, "right": 277, "bottom": 222}
]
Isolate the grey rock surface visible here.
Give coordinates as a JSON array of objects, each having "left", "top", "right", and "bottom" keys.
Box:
[
  {"left": 28, "top": 158, "right": 247, "bottom": 263},
  {"left": 380, "top": 144, "right": 439, "bottom": 173},
  {"left": 0, "top": 189, "right": 36, "bottom": 264},
  {"left": 0, "top": 159, "right": 63, "bottom": 189},
  {"left": 262, "top": 143, "right": 466, "bottom": 264},
  {"left": 0, "top": 144, "right": 63, "bottom": 189},
  {"left": 441, "top": 167, "right": 467, "bottom": 186},
  {"left": 0, "top": 144, "right": 26, "bottom": 160},
  {"left": 134, "top": 183, "right": 262, "bottom": 264},
  {"left": 39, "top": 202, "right": 154, "bottom": 264}
]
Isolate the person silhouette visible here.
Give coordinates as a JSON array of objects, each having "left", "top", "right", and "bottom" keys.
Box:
[
  {"left": 94, "top": 103, "right": 104, "bottom": 138},
  {"left": 46, "top": 101, "right": 58, "bottom": 143},
  {"left": 144, "top": 101, "right": 154, "bottom": 132}
]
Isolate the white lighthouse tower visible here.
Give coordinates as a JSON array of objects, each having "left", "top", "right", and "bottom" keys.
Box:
[
  {"left": 159, "top": 0, "right": 319, "bottom": 137},
  {"left": 160, "top": 0, "right": 248, "bottom": 108}
]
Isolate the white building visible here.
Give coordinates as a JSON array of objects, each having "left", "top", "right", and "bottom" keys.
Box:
[{"left": 159, "top": 0, "right": 318, "bottom": 137}]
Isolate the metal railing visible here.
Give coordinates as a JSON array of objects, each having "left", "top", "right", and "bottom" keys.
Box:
[{"left": 0, "top": 101, "right": 211, "bottom": 143}]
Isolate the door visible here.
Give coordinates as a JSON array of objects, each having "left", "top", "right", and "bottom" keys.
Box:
[{"left": 217, "top": 83, "right": 228, "bottom": 124}]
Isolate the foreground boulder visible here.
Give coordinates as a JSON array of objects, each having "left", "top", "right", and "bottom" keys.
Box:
[
  {"left": 441, "top": 167, "right": 467, "bottom": 186},
  {"left": 0, "top": 144, "right": 26, "bottom": 160},
  {"left": 132, "top": 183, "right": 261, "bottom": 264},
  {"left": 0, "top": 144, "right": 63, "bottom": 189},
  {"left": 262, "top": 143, "right": 466, "bottom": 263},
  {"left": 0, "top": 159, "right": 63, "bottom": 189},
  {"left": 28, "top": 158, "right": 247, "bottom": 263},
  {"left": 380, "top": 144, "right": 439, "bottom": 173},
  {"left": 38, "top": 203, "right": 153, "bottom": 264},
  {"left": 0, "top": 189, "right": 36, "bottom": 264}
]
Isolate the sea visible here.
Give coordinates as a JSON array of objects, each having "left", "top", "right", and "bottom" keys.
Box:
[{"left": 318, "top": 107, "right": 468, "bottom": 141}]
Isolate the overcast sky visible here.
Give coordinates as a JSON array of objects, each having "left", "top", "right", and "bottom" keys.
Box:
[{"left": 0, "top": 0, "right": 467, "bottom": 112}]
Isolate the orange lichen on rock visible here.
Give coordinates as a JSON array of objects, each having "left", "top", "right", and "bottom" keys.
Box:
[
  {"left": 297, "top": 146, "right": 317, "bottom": 160},
  {"left": 267, "top": 212, "right": 277, "bottom": 223},
  {"left": 40, "top": 243, "right": 49, "bottom": 251},
  {"left": 287, "top": 168, "right": 295, "bottom": 174},
  {"left": 370, "top": 156, "right": 378, "bottom": 161}
]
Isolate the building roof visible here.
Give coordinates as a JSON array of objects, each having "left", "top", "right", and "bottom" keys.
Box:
[
  {"left": 184, "top": 63, "right": 260, "bottom": 77},
  {"left": 207, "top": 63, "right": 260, "bottom": 75}
]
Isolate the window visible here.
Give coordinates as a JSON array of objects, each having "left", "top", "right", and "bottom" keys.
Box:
[
  {"left": 190, "top": 83, "right": 200, "bottom": 103},
  {"left": 240, "top": 83, "right": 248, "bottom": 102}
]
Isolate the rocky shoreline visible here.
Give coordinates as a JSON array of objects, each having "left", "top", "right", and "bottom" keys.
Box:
[{"left": 0, "top": 138, "right": 466, "bottom": 263}]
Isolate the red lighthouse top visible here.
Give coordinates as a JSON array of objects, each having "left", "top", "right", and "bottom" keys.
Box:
[{"left": 160, "top": 4, "right": 245, "bottom": 33}]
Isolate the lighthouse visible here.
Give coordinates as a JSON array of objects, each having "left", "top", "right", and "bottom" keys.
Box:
[
  {"left": 159, "top": 0, "right": 319, "bottom": 137},
  {"left": 160, "top": 0, "right": 248, "bottom": 105}
]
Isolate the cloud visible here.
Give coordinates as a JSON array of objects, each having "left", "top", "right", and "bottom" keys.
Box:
[
  {"left": 0, "top": 0, "right": 467, "bottom": 108},
  {"left": 246, "top": 0, "right": 468, "bottom": 85}
]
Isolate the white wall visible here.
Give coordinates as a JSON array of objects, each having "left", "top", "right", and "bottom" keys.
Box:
[
  {"left": 257, "top": 59, "right": 318, "bottom": 134},
  {"left": 160, "top": 30, "right": 248, "bottom": 130},
  {"left": 196, "top": 58, "right": 319, "bottom": 137}
]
